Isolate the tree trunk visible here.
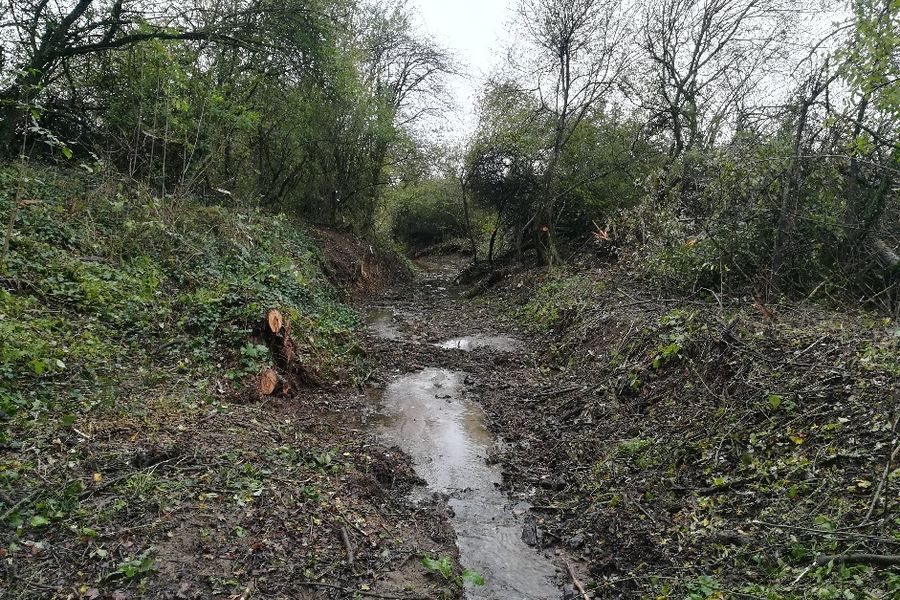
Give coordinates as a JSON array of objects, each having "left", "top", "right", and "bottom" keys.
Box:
[
  {"left": 839, "top": 96, "right": 870, "bottom": 262},
  {"left": 459, "top": 178, "right": 478, "bottom": 262},
  {"left": 535, "top": 149, "right": 562, "bottom": 267},
  {"left": 771, "top": 97, "right": 811, "bottom": 293},
  {"left": 0, "top": 86, "right": 32, "bottom": 160},
  {"left": 488, "top": 211, "right": 503, "bottom": 264}
]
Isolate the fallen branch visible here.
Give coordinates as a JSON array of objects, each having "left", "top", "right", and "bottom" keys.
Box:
[
  {"left": 565, "top": 560, "right": 590, "bottom": 600},
  {"left": 752, "top": 520, "right": 900, "bottom": 545},
  {"left": 339, "top": 525, "right": 355, "bottom": 570},
  {"left": 814, "top": 553, "right": 900, "bottom": 568},
  {"left": 863, "top": 413, "right": 900, "bottom": 524},
  {"left": 0, "top": 490, "right": 37, "bottom": 522}
]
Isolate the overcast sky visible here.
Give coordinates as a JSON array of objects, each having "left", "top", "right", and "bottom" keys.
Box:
[
  {"left": 412, "top": 0, "right": 515, "bottom": 139},
  {"left": 408, "top": 1, "right": 850, "bottom": 142}
]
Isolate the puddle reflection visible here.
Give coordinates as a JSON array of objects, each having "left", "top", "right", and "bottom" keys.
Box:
[{"left": 371, "top": 368, "right": 561, "bottom": 599}]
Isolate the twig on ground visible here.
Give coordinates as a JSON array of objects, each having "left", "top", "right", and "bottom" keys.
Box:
[
  {"left": 752, "top": 520, "right": 900, "bottom": 545},
  {"left": 0, "top": 491, "right": 37, "bottom": 522},
  {"left": 532, "top": 385, "right": 582, "bottom": 402},
  {"left": 862, "top": 413, "right": 900, "bottom": 524},
  {"left": 626, "top": 494, "right": 659, "bottom": 526},
  {"left": 1, "top": 569, "right": 61, "bottom": 593},
  {"left": 337, "top": 510, "right": 369, "bottom": 537},
  {"left": 339, "top": 525, "right": 355, "bottom": 570},
  {"left": 565, "top": 560, "right": 590, "bottom": 600}
]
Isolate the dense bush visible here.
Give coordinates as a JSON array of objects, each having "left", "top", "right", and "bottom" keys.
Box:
[{"left": 386, "top": 179, "right": 467, "bottom": 249}]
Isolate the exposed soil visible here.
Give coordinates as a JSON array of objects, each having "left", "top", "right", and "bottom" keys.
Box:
[
  {"left": 358, "top": 253, "right": 900, "bottom": 598},
  {"left": 357, "top": 256, "right": 585, "bottom": 599},
  {"left": 307, "top": 226, "right": 412, "bottom": 297},
  {"left": 1, "top": 381, "right": 461, "bottom": 599},
  {"left": 6, "top": 248, "right": 897, "bottom": 600}
]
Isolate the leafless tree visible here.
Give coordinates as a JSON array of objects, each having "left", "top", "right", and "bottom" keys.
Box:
[
  {"left": 638, "top": 0, "right": 795, "bottom": 159},
  {"left": 356, "top": 0, "right": 455, "bottom": 128},
  {"left": 515, "top": 0, "right": 628, "bottom": 264}
]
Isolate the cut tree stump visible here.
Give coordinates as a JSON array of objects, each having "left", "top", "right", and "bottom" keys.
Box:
[
  {"left": 267, "top": 309, "right": 284, "bottom": 334},
  {"left": 258, "top": 367, "right": 280, "bottom": 396},
  {"left": 258, "top": 307, "right": 318, "bottom": 388}
]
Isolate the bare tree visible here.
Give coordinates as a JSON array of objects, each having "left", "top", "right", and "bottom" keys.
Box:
[
  {"left": 357, "top": 0, "right": 455, "bottom": 127},
  {"left": 639, "top": 0, "right": 794, "bottom": 159},
  {"left": 515, "top": 0, "right": 627, "bottom": 264}
]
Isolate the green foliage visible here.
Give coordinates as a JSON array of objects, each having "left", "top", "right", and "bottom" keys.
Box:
[
  {"left": 617, "top": 438, "right": 651, "bottom": 456},
  {"left": 460, "top": 569, "right": 486, "bottom": 586},
  {"left": 554, "top": 114, "right": 659, "bottom": 240},
  {"left": 519, "top": 274, "right": 598, "bottom": 330},
  {"left": 685, "top": 575, "right": 721, "bottom": 599},
  {"left": 422, "top": 554, "right": 454, "bottom": 579},
  {"left": 0, "top": 165, "right": 363, "bottom": 435},
  {"left": 104, "top": 551, "right": 157, "bottom": 582},
  {"left": 421, "top": 554, "right": 485, "bottom": 588},
  {"left": 841, "top": 0, "right": 900, "bottom": 121},
  {"left": 650, "top": 309, "right": 697, "bottom": 368},
  {"left": 467, "top": 83, "right": 546, "bottom": 255},
  {"left": 385, "top": 178, "right": 467, "bottom": 248},
  {"left": 1, "top": 0, "right": 450, "bottom": 237}
]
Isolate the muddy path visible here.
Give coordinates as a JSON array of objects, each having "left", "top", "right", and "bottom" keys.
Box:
[{"left": 354, "top": 256, "right": 581, "bottom": 600}]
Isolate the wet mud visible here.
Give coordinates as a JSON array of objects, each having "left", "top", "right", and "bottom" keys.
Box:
[{"left": 360, "top": 257, "right": 567, "bottom": 599}]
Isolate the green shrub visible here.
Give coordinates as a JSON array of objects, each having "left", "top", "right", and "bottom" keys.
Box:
[
  {"left": 386, "top": 179, "right": 466, "bottom": 249},
  {"left": 518, "top": 273, "right": 600, "bottom": 330}
]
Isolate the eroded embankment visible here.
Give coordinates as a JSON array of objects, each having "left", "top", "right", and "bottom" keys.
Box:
[{"left": 462, "top": 264, "right": 900, "bottom": 599}]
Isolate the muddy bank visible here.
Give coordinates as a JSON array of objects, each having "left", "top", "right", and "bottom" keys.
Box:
[
  {"left": 454, "top": 262, "right": 900, "bottom": 598},
  {"left": 358, "top": 254, "right": 899, "bottom": 598},
  {"left": 1, "top": 381, "right": 462, "bottom": 600},
  {"left": 358, "top": 257, "right": 587, "bottom": 599}
]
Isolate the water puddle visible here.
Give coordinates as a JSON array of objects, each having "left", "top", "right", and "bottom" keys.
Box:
[
  {"left": 372, "top": 368, "right": 561, "bottom": 599},
  {"left": 437, "top": 335, "right": 523, "bottom": 353},
  {"left": 365, "top": 307, "right": 404, "bottom": 340}
]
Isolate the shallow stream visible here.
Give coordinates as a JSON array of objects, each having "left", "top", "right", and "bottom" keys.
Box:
[{"left": 365, "top": 304, "right": 562, "bottom": 599}]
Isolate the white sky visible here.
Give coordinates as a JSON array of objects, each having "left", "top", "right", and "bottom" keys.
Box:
[
  {"left": 412, "top": 0, "right": 516, "bottom": 140},
  {"left": 408, "top": 0, "right": 852, "bottom": 143}
]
